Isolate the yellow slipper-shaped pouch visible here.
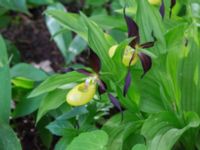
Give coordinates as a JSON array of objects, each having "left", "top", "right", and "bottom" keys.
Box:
[{"left": 66, "top": 82, "right": 96, "bottom": 106}]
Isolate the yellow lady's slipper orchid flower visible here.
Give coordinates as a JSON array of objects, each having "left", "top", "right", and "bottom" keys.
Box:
[
  {"left": 108, "top": 45, "right": 138, "bottom": 67},
  {"left": 148, "top": 0, "right": 161, "bottom": 5},
  {"left": 66, "top": 82, "right": 96, "bottom": 106}
]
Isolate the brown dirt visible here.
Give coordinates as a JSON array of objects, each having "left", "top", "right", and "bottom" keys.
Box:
[{"left": 1, "top": 8, "right": 65, "bottom": 71}]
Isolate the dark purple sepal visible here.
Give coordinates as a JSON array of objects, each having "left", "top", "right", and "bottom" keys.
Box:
[
  {"left": 108, "top": 93, "right": 123, "bottom": 121},
  {"left": 123, "top": 7, "right": 140, "bottom": 48},
  {"left": 76, "top": 68, "right": 92, "bottom": 76},
  {"left": 123, "top": 70, "right": 131, "bottom": 96},
  {"left": 88, "top": 50, "right": 101, "bottom": 73},
  {"left": 140, "top": 41, "right": 155, "bottom": 49},
  {"left": 159, "top": 0, "right": 165, "bottom": 19},
  {"left": 138, "top": 52, "right": 152, "bottom": 78},
  {"left": 170, "top": 0, "right": 176, "bottom": 17},
  {"left": 97, "top": 80, "right": 107, "bottom": 95}
]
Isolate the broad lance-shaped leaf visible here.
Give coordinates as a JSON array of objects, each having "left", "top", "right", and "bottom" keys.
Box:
[
  {"left": 80, "top": 12, "right": 118, "bottom": 77},
  {"left": 67, "top": 130, "right": 108, "bottom": 150},
  {"left": 11, "top": 63, "right": 48, "bottom": 81},
  {"left": 159, "top": 0, "right": 165, "bottom": 19},
  {"left": 141, "top": 111, "right": 200, "bottom": 150},
  {"left": 13, "top": 95, "right": 44, "bottom": 118},
  {"left": 29, "top": 71, "right": 86, "bottom": 98},
  {"left": 102, "top": 111, "right": 142, "bottom": 150},
  {"left": 45, "top": 10, "right": 88, "bottom": 41},
  {"left": 45, "top": 3, "right": 73, "bottom": 64},
  {"left": 0, "top": 35, "right": 11, "bottom": 124},
  {"left": 179, "top": 39, "right": 200, "bottom": 116},
  {"left": 0, "top": 0, "right": 28, "bottom": 13},
  {"left": 123, "top": 7, "right": 140, "bottom": 48},
  {"left": 36, "top": 89, "right": 67, "bottom": 123},
  {"left": 60, "top": 67, "right": 92, "bottom": 76},
  {"left": 132, "top": 144, "right": 147, "bottom": 150},
  {"left": 0, "top": 124, "right": 22, "bottom": 150},
  {"left": 136, "top": 0, "right": 166, "bottom": 54},
  {"left": 123, "top": 70, "right": 131, "bottom": 96},
  {"left": 138, "top": 53, "right": 152, "bottom": 77}
]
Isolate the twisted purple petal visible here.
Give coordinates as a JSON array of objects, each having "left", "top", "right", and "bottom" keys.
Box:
[
  {"left": 98, "top": 80, "right": 107, "bottom": 95},
  {"left": 123, "top": 70, "right": 131, "bottom": 96},
  {"left": 138, "top": 52, "right": 152, "bottom": 77},
  {"left": 108, "top": 93, "right": 123, "bottom": 121},
  {"left": 159, "top": 0, "right": 165, "bottom": 19}
]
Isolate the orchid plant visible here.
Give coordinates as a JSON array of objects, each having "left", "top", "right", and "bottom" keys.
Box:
[
  {"left": 30, "top": 0, "right": 200, "bottom": 149},
  {"left": 2, "top": 0, "right": 200, "bottom": 149}
]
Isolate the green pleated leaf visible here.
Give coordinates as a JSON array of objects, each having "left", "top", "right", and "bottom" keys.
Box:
[
  {"left": 139, "top": 69, "right": 169, "bottom": 113},
  {"left": 29, "top": 71, "right": 86, "bottom": 98},
  {"left": 165, "top": 22, "right": 187, "bottom": 50},
  {"left": 90, "top": 15, "right": 126, "bottom": 30},
  {"left": 37, "top": 117, "right": 53, "bottom": 149},
  {"left": 46, "top": 120, "right": 76, "bottom": 136},
  {"left": 45, "top": 10, "right": 119, "bottom": 78},
  {"left": 136, "top": 0, "right": 166, "bottom": 54},
  {"left": 27, "top": 0, "right": 54, "bottom": 5},
  {"left": 0, "top": 35, "right": 11, "bottom": 124},
  {"left": 68, "top": 35, "right": 87, "bottom": 60},
  {"left": 0, "top": 0, "right": 28, "bottom": 13},
  {"left": 102, "top": 111, "right": 143, "bottom": 150},
  {"left": 0, "top": 124, "right": 22, "bottom": 150},
  {"left": 11, "top": 63, "right": 48, "bottom": 81},
  {"left": 45, "top": 10, "right": 88, "bottom": 41},
  {"left": 47, "top": 106, "right": 88, "bottom": 136},
  {"left": 179, "top": 39, "right": 200, "bottom": 115},
  {"left": 55, "top": 134, "right": 77, "bottom": 150},
  {"left": 80, "top": 12, "right": 118, "bottom": 77},
  {"left": 67, "top": 130, "right": 108, "bottom": 150},
  {"left": 13, "top": 95, "right": 45, "bottom": 118},
  {"left": 45, "top": 3, "right": 74, "bottom": 64},
  {"left": 132, "top": 144, "right": 147, "bottom": 150},
  {"left": 141, "top": 111, "right": 200, "bottom": 150},
  {"left": 12, "top": 77, "right": 34, "bottom": 89},
  {"left": 36, "top": 89, "right": 67, "bottom": 123}
]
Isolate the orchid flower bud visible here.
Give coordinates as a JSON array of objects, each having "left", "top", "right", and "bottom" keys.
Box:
[
  {"left": 148, "top": 0, "right": 161, "bottom": 5},
  {"left": 108, "top": 45, "right": 138, "bottom": 67},
  {"left": 66, "top": 82, "right": 96, "bottom": 106}
]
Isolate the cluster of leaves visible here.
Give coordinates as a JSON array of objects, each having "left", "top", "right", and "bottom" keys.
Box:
[{"left": 1, "top": 0, "right": 200, "bottom": 150}]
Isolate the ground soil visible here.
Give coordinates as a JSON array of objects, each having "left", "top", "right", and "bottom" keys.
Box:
[{"left": 1, "top": 8, "right": 65, "bottom": 71}]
